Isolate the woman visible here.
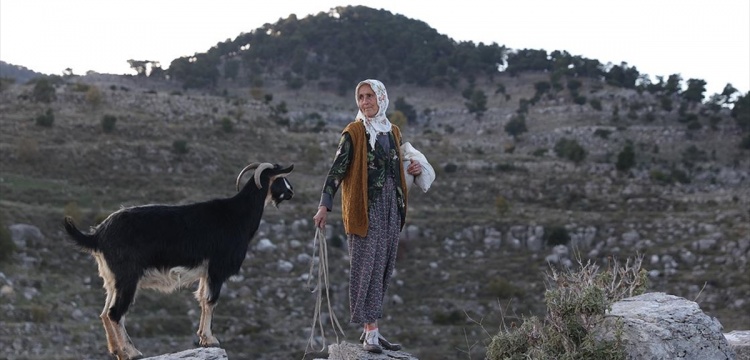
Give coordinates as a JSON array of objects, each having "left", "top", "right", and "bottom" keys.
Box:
[{"left": 313, "top": 79, "right": 422, "bottom": 353}]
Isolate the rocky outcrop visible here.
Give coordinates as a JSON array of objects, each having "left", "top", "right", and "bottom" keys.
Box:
[
  {"left": 602, "top": 292, "right": 736, "bottom": 359},
  {"left": 143, "top": 347, "right": 228, "bottom": 360},
  {"left": 726, "top": 331, "right": 750, "bottom": 360},
  {"left": 314, "top": 342, "right": 418, "bottom": 360}
]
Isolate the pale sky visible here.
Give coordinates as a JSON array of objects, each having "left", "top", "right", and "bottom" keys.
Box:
[{"left": 1, "top": 0, "right": 748, "bottom": 96}]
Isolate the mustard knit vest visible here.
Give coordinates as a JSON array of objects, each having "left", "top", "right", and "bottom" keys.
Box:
[{"left": 340, "top": 121, "right": 408, "bottom": 237}]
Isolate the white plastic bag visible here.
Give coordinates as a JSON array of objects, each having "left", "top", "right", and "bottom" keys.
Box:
[{"left": 400, "top": 142, "right": 435, "bottom": 192}]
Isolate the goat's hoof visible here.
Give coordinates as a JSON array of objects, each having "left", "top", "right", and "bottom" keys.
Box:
[
  {"left": 110, "top": 352, "right": 143, "bottom": 360},
  {"left": 194, "top": 337, "right": 221, "bottom": 348}
]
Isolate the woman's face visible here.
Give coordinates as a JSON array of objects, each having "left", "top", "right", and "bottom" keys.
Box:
[{"left": 357, "top": 84, "right": 379, "bottom": 118}]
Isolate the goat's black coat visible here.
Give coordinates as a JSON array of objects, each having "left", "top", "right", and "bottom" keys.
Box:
[{"left": 63, "top": 164, "right": 293, "bottom": 323}]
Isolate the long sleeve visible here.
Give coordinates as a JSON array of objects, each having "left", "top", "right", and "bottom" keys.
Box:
[{"left": 319, "top": 132, "right": 354, "bottom": 211}]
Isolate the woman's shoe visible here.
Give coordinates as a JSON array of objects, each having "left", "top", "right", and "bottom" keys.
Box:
[
  {"left": 360, "top": 329, "right": 402, "bottom": 351},
  {"left": 363, "top": 330, "right": 383, "bottom": 353},
  {"left": 378, "top": 335, "right": 402, "bottom": 351}
]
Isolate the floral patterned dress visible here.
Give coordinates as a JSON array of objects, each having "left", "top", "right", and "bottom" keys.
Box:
[{"left": 319, "top": 131, "right": 405, "bottom": 324}]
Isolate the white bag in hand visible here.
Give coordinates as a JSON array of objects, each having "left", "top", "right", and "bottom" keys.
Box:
[{"left": 401, "top": 142, "right": 435, "bottom": 192}]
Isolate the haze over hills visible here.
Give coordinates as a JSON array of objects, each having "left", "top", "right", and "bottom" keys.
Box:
[{"left": 0, "top": 5, "right": 749, "bottom": 360}]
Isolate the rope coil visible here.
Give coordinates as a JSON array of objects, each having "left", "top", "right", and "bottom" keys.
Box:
[{"left": 304, "top": 228, "right": 346, "bottom": 355}]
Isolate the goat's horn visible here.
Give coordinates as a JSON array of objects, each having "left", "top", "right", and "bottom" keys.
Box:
[
  {"left": 253, "top": 163, "right": 275, "bottom": 188},
  {"left": 236, "top": 163, "right": 261, "bottom": 191}
]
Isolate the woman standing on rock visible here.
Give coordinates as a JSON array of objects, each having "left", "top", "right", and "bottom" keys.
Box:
[{"left": 313, "top": 79, "right": 422, "bottom": 353}]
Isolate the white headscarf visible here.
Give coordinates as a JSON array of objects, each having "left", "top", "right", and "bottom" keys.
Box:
[{"left": 355, "top": 79, "right": 392, "bottom": 150}]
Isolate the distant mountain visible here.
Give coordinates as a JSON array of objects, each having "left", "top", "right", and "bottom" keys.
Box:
[
  {"left": 0, "top": 61, "right": 45, "bottom": 84},
  {"left": 156, "top": 5, "right": 700, "bottom": 100},
  {"left": 162, "top": 5, "right": 508, "bottom": 92}
]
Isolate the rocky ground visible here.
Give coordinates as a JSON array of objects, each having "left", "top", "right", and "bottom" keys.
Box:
[{"left": 0, "top": 73, "right": 748, "bottom": 359}]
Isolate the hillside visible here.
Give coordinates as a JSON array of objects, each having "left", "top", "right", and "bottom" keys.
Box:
[
  {"left": 0, "top": 67, "right": 748, "bottom": 359},
  {"left": 1, "top": 7, "right": 749, "bottom": 359}
]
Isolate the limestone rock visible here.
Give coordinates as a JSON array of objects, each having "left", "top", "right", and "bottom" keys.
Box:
[
  {"left": 603, "top": 292, "right": 736, "bottom": 360},
  {"left": 314, "top": 341, "right": 418, "bottom": 359},
  {"left": 726, "top": 330, "right": 750, "bottom": 360},
  {"left": 142, "top": 347, "right": 228, "bottom": 360}
]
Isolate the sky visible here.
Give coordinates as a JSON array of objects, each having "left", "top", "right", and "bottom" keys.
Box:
[{"left": 1, "top": 0, "right": 748, "bottom": 97}]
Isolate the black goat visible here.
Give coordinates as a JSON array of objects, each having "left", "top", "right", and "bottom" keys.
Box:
[{"left": 63, "top": 162, "right": 293, "bottom": 360}]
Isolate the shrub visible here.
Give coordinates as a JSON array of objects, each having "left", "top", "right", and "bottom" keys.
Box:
[
  {"left": 31, "top": 78, "right": 56, "bottom": 103},
  {"left": 486, "top": 278, "right": 525, "bottom": 299},
  {"left": 686, "top": 120, "right": 702, "bottom": 131},
  {"left": 0, "top": 215, "right": 16, "bottom": 263},
  {"left": 505, "top": 115, "right": 528, "bottom": 139},
  {"left": 593, "top": 129, "right": 611, "bottom": 139},
  {"left": 660, "top": 96, "right": 673, "bottom": 112},
  {"left": 172, "top": 140, "right": 189, "bottom": 155},
  {"left": 495, "top": 195, "right": 511, "bottom": 215},
  {"left": 35, "top": 108, "right": 54, "bottom": 127},
  {"left": 486, "top": 256, "right": 648, "bottom": 360},
  {"left": 615, "top": 143, "right": 636, "bottom": 171},
  {"left": 650, "top": 170, "right": 672, "bottom": 184},
  {"left": 390, "top": 110, "right": 408, "bottom": 128},
  {"left": 220, "top": 117, "right": 234, "bottom": 133},
  {"left": 544, "top": 226, "right": 570, "bottom": 246},
  {"left": 86, "top": 85, "right": 102, "bottom": 108},
  {"left": 740, "top": 135, "right": 750, "bottom": 150},
  {"left": 554, "top": 138, "right": 587, "bottom": 164},
  {"left": 101, "top": 114, "right": 117, "bottom": 133},
  {"left": 590, "top": 98, "right": 602, "bottom": 111}
]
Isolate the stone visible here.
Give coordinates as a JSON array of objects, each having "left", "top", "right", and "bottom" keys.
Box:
[
  {"left": 9, "top": 223, "right": 44, "bottom": 248},
  {"left": 726, "top": 330, "right": 750, "bottom": 360},
  {"left": 602, "top": 292, "right": 736, "bottom": 360},
  {"left": 142, "top": 347, "right": 228, "bottom": 360},
  {"left": 314, "top": 341, "right": 419, "bottom": 360}
]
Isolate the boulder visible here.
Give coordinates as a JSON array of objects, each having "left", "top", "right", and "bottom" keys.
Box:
[
  {"left": 9, "top": 223, "right": 44, "bottom": 248},
  {"left": 603, "top": 292, "right": 736, "bottom": 360},
  {"left": 726, "top": 330, "right": 750, "bottom": 360},
  {"left": 142, "top": 347, "right": 228, "bottom": 360},
  {"left": 314, "top": 341, "right": 419, "bottom": 360}
]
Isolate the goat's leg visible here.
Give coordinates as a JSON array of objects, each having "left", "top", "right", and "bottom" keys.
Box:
[
  {"left": 108, "top": 276, "right": 143, "bottom": 360},
  {"left": 195, "top": 277, "right": 220, "bottom": 347},
  {"left": 96, "top": 255, "right": 120, "bottom": 356},
  {"left": 100, "top": 283, "right": 119, "bottom": 355}
]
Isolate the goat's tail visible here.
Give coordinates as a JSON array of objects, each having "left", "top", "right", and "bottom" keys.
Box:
[{"left": 63, "top": 216, "right": 98, "bottom": 252}]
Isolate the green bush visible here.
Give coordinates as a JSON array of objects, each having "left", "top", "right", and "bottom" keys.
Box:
[
  {"left": 554, "top": 138, "right": 587, "bottom": 164},
  {"left": 589, "top": 98, "right": 602, "bottom": 111},
  {"left": 531, "top": 148, "right": 547, "bottom": 157},
  {"left": 34, "top": 108, "right": 54, "bottom": 127},
  {"left": 486, "top": 278, "right": 525, "bottom": 299},
  {"left": 740, "top": 135, "right": 750, "bottom": 150},
  {"left": 487, "top": 256, "right": 648, "bottom": 360},
  {"left": 0, "top": 216, "right": 16, "bottom": 263},
  {"left": 172, "top": 140, "right": 189, "bottom": 155},
  {"left": 593, "top": 129, "right": 611, "bottom": 139},
  {"left": 31, "top": 78, "right": 56, "bottom": 103},
  {"left": 495, "top": 195, "right": 511, "bottom": 216},
  {"left": 220, "top": 117, "right": 234, "bottom": 133},
  {"left": 101, "top": 114, "right": 117, "bottom": 133},
  {"left": 615, "top": 143, "right": 636, "bottom": 172},
  {"left": 545, "top": 226, "right": 570, "bottom": 247}
]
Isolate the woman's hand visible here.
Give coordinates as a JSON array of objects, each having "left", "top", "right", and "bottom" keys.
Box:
[
  {"left": 407, "top": 159, "right": 422, "bottom": 176},
  {"left": 313, "top": 206, "right": 328, "bottom": 229}
]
